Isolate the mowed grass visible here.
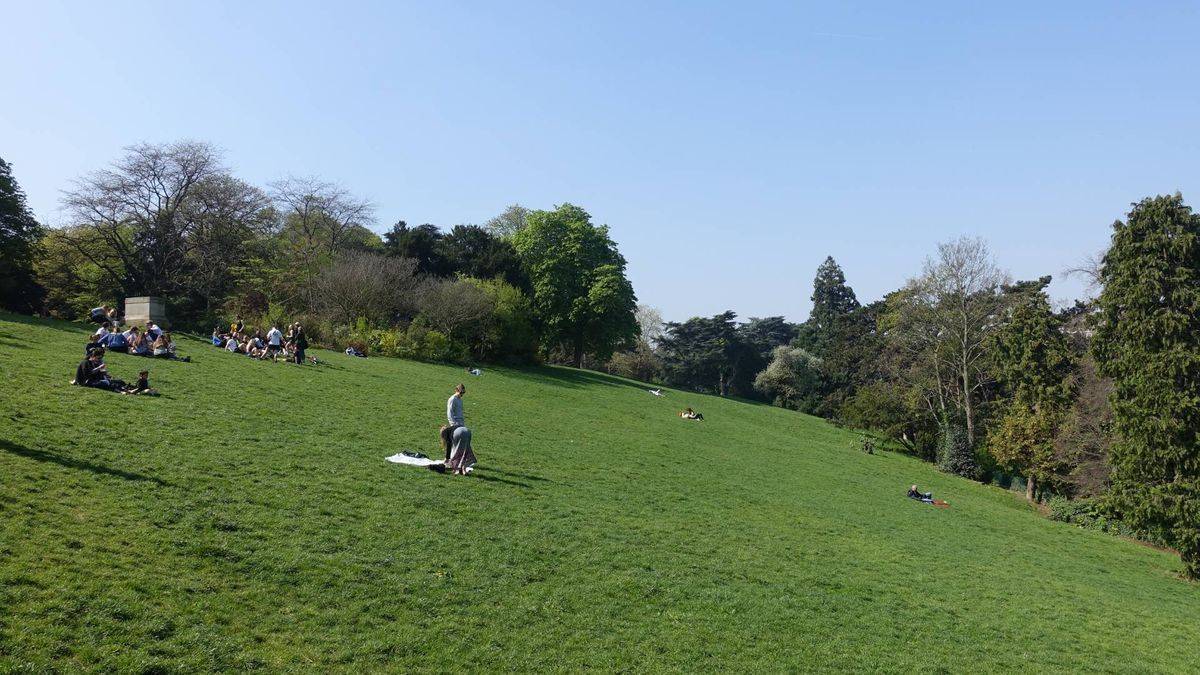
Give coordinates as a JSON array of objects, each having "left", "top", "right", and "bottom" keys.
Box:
[{"left": 1, "top": 312, "right": 1197, "bottom": 672}]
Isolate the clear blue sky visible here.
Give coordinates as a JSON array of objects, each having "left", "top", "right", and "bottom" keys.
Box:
[{"left": 4, "top": 1, "right": 1198, "bottom": 321}]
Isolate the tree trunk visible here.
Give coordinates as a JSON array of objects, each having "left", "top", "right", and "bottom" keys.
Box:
[
  {"left": 572, "top": 339, "right": 584, "bottom": 368},
  {"left": 961, "top": 358, "right": 975, "bottom": 447},
  {"left": 1026, "top": 474, "right": 1036, "bottom": 502}
]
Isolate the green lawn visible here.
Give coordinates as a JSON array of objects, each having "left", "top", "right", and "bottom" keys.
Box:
[{"left": 1, "top": 312, "right": 1197, "bottom": 672}]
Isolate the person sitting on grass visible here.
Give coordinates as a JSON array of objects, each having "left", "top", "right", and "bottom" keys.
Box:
[
  {"left": 225, "top": 332, "right": 242, "bottom": 353},
  {"left": 72, "top": 348, "right": 124, "bottom": 391},
  {"left": 129, "top": 328, "right": 152, "bottom": 356},
  {"left": 151, "top": 332, "right": 189, "bottom": 361},
  {"left": 144, "top": 321, "right": 163, "bottom": 341},
  {"left": 85, "top": 323, "right": 110, "bottom": 354},
  {"left": 345, "top": 343, "right": 366, "bottom": 357},
  {"left": 212, "top": 326, "right": 227, "bottom": 347},
  {"left": 102, "top": 324, "right": 129, "bottom": 353},
  {"left": 122, "top": 370, "right": 157, "bottom": 395},
  {"left": 243, "top": 332, "right": 265, "bottom": 358},
  {"left": 680, "top": 407, "right": 704, "bottom": 421}
]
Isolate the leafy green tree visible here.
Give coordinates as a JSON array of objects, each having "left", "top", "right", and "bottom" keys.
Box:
[
  {"left": 0, "top": 157, "right": 43, "bottom": 312},
  {"left": 754, "top": 345, "right": 824, "bottom": 411},
  {"left": 464, "top": 277, "right": 539, "bottom": 363},
  {"left": 1093, "top": 193, "right": 1200, "bottom": 579},
  {"left": 987, "top": 277, "right": 1075, "bottom": 501},
  {"left": 512, "top": 204, "right": 638, "bottom": 366}
]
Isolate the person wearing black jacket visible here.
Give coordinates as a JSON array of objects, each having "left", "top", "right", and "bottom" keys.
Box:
[
  {"left": 73, "top": 350, "right": 120, "bottom": 390},
  {"left": 292, "top": 325, "right": 308, "bottom": 364},
  {"left": 907, "top": 485, "right": 934, "bottom": 503}
]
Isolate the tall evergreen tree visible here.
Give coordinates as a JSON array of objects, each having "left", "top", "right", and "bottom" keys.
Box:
[
  {"left": 659, "top": 311, "right": 742, "bottom": 395},
  {"left": 1093, "top": 194, "right": 1200, "bottom": 579},
  {"left": 809, "top": 256, "right": 860, "bottom": 334},
  {"left": 0, "top": 157, "right": 44, "bottom": 312},
  {"left": 988, "top": 277, "right": 1074, "bottom": 501}
]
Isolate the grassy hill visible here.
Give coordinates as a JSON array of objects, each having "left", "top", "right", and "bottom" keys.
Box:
[{"left": 1, "top": 312, "right": 1197, "bottom": 672}]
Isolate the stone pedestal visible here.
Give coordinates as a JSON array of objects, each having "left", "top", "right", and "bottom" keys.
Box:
[{"left": 124, "top": 296, "right": 168, "bottom": 328}]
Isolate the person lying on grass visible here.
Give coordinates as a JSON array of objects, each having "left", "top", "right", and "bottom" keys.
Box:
[
  {"left": 680, "top": 407, "right": 704, "bottom": 421},
  {"left": 907, "top": 485, "right": 949, "bottom": 506},
  {"left": 89, "top": 305, "right": 115, "bottom": 324}
]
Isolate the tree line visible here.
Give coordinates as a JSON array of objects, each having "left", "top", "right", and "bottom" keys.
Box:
[
  {"left": 600, "top": 197, "right": 1200, "bottom": 580},
  {"left": 0, "top": 142, "right": 639, "bottom": 367}
]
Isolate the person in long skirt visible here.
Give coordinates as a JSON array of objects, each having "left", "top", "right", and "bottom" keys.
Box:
[{"left": 446, "top": 425, "right": 476, "bottom": 475}]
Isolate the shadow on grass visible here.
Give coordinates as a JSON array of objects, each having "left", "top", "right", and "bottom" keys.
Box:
[
  {"left": 0, "top": 311, "right": 94, "bottom": 335},
  {"left": 0, "top": 438, "right": 171, "bottom": 486},
  {"left": 0, "top": 332, "right": 30, "bottom": 349},
  {"left": 474, "top": 465, "right": 549, "bottom": 483},
  {"left": 498, "top": 365, "right": 651, "bottom": 393},
  {"left": 471, "top": 472, "right": 533, "bottom": 488}
]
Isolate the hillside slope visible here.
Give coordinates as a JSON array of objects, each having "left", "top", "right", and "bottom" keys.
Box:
[{"left": 1, "top": 312, "right": 1197, "bottom": 672}]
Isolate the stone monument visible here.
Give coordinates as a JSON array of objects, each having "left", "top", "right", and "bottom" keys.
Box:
[{"left": 124, "top": 296, "right": 168, "bottom": 328}]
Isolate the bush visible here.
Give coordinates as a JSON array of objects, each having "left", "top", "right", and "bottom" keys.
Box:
[
  {"left": 937, "top": 422, "right": 978, "bottom": 479},
  {"left": 1047, "top": 497, "right": 1139, "bottom": 539}
]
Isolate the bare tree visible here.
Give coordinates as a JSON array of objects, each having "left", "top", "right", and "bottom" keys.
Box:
[
  {"left": 891, "top": 236, "right": 1008, "bottom": 446},
  {"left": 271, "top": 176, "right": 375, "bottom": 275},
  {"left": 414, "top": 277, "right": 495, "bottom": 339},
  {"left": 310, "top": 252, "right": 420, "bottom": 325},
  {"left": 61, "top": 141, "right": 223, "bottom": 295},
  {"left": 182, "top": 174, "right": 274, "bottom": 314}
]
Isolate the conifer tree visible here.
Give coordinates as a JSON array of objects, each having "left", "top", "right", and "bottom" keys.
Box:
[
  {"left": 809, "top": 256, "right": 860, "bottom": 334},
  {"left": 1093, "top": 194, "right": 1200, "bottom": 579},
  {"left": 988, "top": 277, "right": 1074, "bottom": 501},
  {"left": 0, "top": 157, "right": 44, "bottom": 312}
]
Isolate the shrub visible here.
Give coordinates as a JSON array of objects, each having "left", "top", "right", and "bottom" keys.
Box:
[{"left": 937, "top": 422, "right": 978, "bottom": 479}]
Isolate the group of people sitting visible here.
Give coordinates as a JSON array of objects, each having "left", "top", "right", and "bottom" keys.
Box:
[
  {"left": 211, "top": 317, "right": 315, "bottom": 364},
  {"left": 86, "top": 321, "right": 185, "bottom": 361},
  {"left": 72, "top": 348, "right": 156, "bottom": 395}
]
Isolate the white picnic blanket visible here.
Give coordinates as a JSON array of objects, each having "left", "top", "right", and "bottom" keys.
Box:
[{"left": 386, "top": 452, "right": 443, "bottom": 467}]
